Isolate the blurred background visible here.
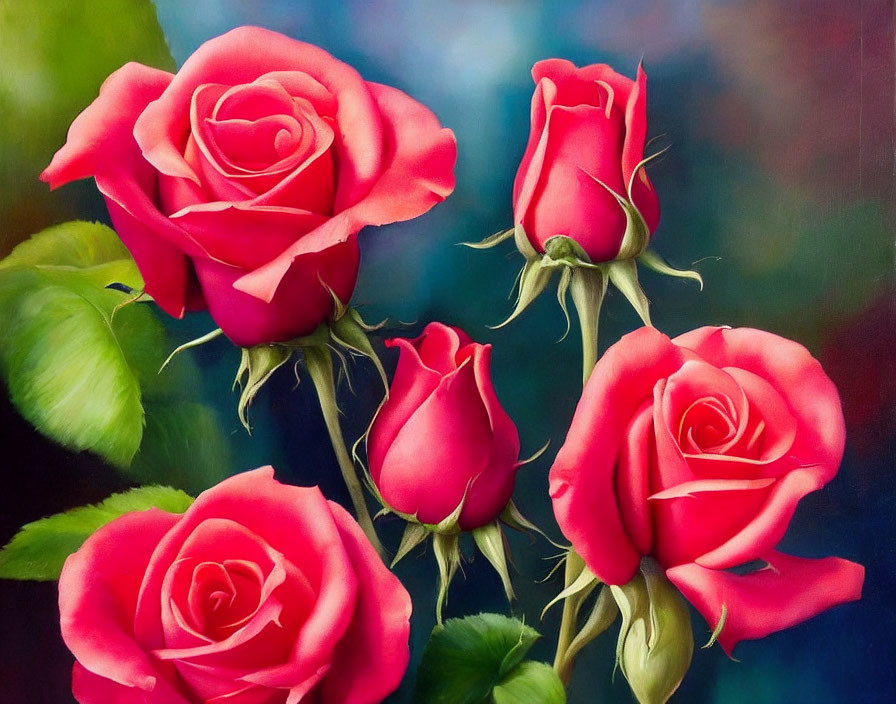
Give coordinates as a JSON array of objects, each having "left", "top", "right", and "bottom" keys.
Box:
[{"left": 1, "top": 1, "right": 893, "bottom": 702}]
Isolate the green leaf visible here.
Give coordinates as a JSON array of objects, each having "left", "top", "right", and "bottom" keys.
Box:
[
  {"left": 492, "top": 661, "right": 567, "bottom": 704},
  {"left": 0, "top": 220, "right": 136, "bottom": 273},
  {"left": 416, "top": 613, "right": 541, "bottom": 704},
  {"left": 0, "top": 485, "right": 193, "bottom": 581},
  {"left": 0, "top": 222, "right": 156, "bottom": 467}
]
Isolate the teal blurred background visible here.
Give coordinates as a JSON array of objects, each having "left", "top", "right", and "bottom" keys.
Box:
[{"left": 1, "top": 1, "right": 893, "bottom": 702}]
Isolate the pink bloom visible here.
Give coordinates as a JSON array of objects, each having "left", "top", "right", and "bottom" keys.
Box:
[
  {"left": 550, "top": 326, "right": 864, "bottom": 653},
  {"left": 42, "top": 26, "right": 456, "bottom": 347},
  {"left": 59, "top": 467, "right": 411, "bottom": 703}
]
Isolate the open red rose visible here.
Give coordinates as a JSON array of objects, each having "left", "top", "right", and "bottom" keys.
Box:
[
  {"left": 367, "top": 323, "right": 520, "bottom": 530},
  {"left": 42, "top": 26, "right": 456, "bottom": 347},
  {"left": 550, "top": 326, "right": 864, "bottom": 653},
  {"left": 512, "top": 59, "right": 660, "bottom": 262},
  {"left": 58, "top": 467, "right": 411, "bottom": 703}
]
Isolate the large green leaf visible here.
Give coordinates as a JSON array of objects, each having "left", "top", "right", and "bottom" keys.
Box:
[
  {"left": 492, "top": 661, "right": 566, "bottom": 704},
  {"left": 0, "top": 221, "right": 152, "bottom": 467},
  {"left": 0, "top": 485, "right": 193, "bottom": 581},
  {"left": 0, "top": 220, "right": 233, "bottom": 491},
  {"left": 0, "top": 0, "right": 175, "bottom": 254},
  {"left": 415, "top": 613, "right": 541, "bottom": 704}
]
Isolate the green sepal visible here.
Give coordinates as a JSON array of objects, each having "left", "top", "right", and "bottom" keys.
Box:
[
  {"left": 329, "top": 308, "right": 389, "bottom": 394},
  {"left": 493, "top": 661, "right": 567, "bottom": 704},
  {"left": 415, "top": 613, "right": 542, "bottom": 704},
  {"left": 542, "top": 236, "right": 603, "bottom": 271},
  {"left": 638, "top": 248, "right": 704, "bottom": 289},
  {"left": 610, "top": 559, "right": 694, "bottom": 704},
  {"left": 513, "top": 223, "right": 539, "bottom": 260},
  {"left": 391, "top": 522, "right": 430, "bottom": 569},
  {"left": 492, "top": 258, "right": 555, "bottom": 329},
  {"left": 556, "top": 585, "right": 619, "bottom": 682},
  {"left": 460, "top": 227, "right": 515, "bottom": 250},
  {"left": 542, "top": 550, "right": 599, "bottom": 619},
  {"left": 607, "top": 258, "right": 652, "bottom": 327},
  {"left": 554, "top": 266, "right": 573, "bottom": 341},
  {"left": 568, "top": 266, "right": 608, "bottom": 383},
  {"left": 234, "top": 343, "right": 294, "bottom": 432},
  {"left": 702, "top": 603, "right": 728, "bottom": 650},
  {"left": 160, "top": 328, "right": 223, "bottom": 372},
  {"left": 433, "top": 532, "right": 462, "bottom": 624},
  {"left": 472, "top": 520, "right": 514, "bottom": 602},
  {"left": 500, "top": 499, "right": 565, "bottom": 549},
  {"left": 0, "top": 485, "right": 193, "bottom": 581}
]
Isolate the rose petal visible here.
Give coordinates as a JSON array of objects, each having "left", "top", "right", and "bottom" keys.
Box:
[
  {"left": 318, "top": 503, "right": 411, "bottom": 704},
  {"left": 59, "top": 509, "right": 186, "bottom": 698},
  {"left": 679, "top": 327, "right": 844, "bottom": 481},
  {"left": 41, "top": 62, "right": 172, "bottom": 189},
  {"left": 616, "top": 399, "right": 654, "bottom": 555},
  {"left": 660, "top": 360, "right": 748, "bottom": 457},
  {"left": 134, "top": 26, "right": 383, "bottom": 202},
  {"left": 456, "top": 343, "right": 520, "bottom": 529},
  {"left": 721, "top": 367, "right": 798, "bottom": 463},
  {"left": 347, "top": 81, "right": 457, "bottom": 221},
  {"left": 524, "top": 104, "right": 628, "bottom": 261},
  {"left": 230, "top": 80, "right": 455, "bottom": 304},
  {"left": 512, "top": 75, "right": 551, "bottom": 208},
  {"left": 187, "top": 83, "right": 257, "bottom": 202},
  {"left": 104, "top": 199, "right": 205, "bottom": 316},
  {"left": 135, "top": 468, "right": 358, "bottom": 693},
  {"left": 694, "top": 467, "right": 823, "bottom": 569},
  {"left": 649, "top": 474, "right": 777, "bottom": 567},
  {"left": 39, "top": 62, "right": 209, "bottom": 318},
  {"left": 412, "top": 322, "right": 468, "bottom": 375},
  {"left": 367, "top": 338, "right": 442, "bottom": 481},
  {"left": 622, "top": 64, "right": 660, "bottom": 233},
  {"left": 190, "top": 237, "right": 358, "bottom": 347},
  {"left": 667, "top": 551, "right": 864, "bottom": 654},
  {"left": 550, "top": 327, "right": 688, "bottom": 585},
  {"left": 512, "top": 76, "right": 558, "bottom": 235},
  {"left": 171, "top": 204, "right": 329, "bottom": 269},
  {"left": 257, "top": 70, "right": 338, "bottom": 117},
  {"left": 71, "top": 662, "right": 190, "bottom": 704}
]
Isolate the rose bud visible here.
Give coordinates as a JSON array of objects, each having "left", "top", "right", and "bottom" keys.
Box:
[
  {"left": 368, "top": 322, "right": 520, "bottom": 532},
  {"left": 513, "top": 59, "right": 660, "bottom": 263},
  {"left": 367, "top": 322, "right": 528, "bottom": 620},
  {"left": 41, "top": 26, "right": 456, "bottom": 348},
  {"left": 469, "top": 59, "right": 698, "bottom": 354},
  {"left": 550, "top": 326, "right": 865, "bottom": 657},
  {"left": 58, "top": 467, "right": 411, "bottom": 704}
]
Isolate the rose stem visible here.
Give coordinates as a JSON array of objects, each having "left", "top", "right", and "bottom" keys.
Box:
[
  {"left": 304, "top": 345, "right": 386, "bottom": 560},
  {"left": 552, "top": 551, "right": 588, "bottom": 685},
  {"left": 552, "top": 272, "right": 603, "bottom": 683}
]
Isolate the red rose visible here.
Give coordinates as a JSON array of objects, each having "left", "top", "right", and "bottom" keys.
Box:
[
  {"left": 512, "top": 59, "right": 660, "bottom": 262},
  {"left": 41, "top": 26, "right": 456, "bottom": 347},
  {"left": 550, "top": 326, "right": 864, "bottom": 653},
  {"left": 58, "top": 467, "right": 411, "bottom": 703},
  {"left": 367, "top": 323, "right": 520, "bottom": 530}
]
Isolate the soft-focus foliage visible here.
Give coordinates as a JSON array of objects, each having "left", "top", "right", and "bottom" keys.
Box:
[{"left": 0, "top": 0, "right": 174, "bottom": 255}]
